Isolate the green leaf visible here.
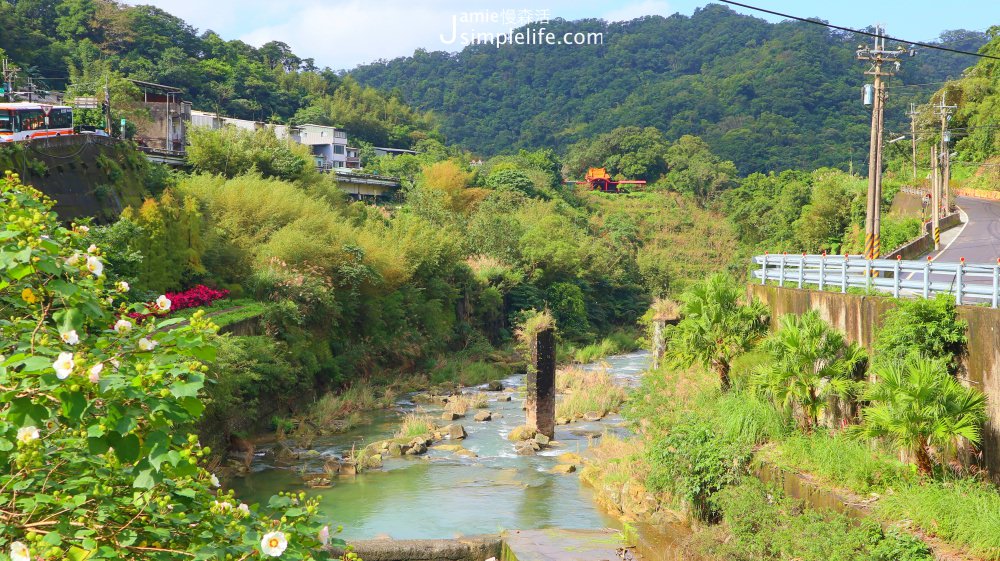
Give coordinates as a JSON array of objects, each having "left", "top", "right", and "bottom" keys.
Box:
[
  {"left": 53, "top": 308, "right": 84, "bottom": 335},
  {"left": 60, "top": 391, "right": 89, "bottom": 422},
  {"left": 9, "top": 262, "right": 33, "bottom": 280},
  {"left": 0, "top": 437, "right": 12, "bottom": 451},
  {"left": 133, "top": 468, "right": 156, "bottom": 490},
  {"left": 87, "top": 436, "right": 110, "bottom": 455},
  {"left": 170, "top": 381, "right": 201, "bottom": 398},
  {"left": 15, "top": 355, "right": 53, "bottom": 373},
  {"left": 8, "top": 397, "right": 50, "bottom": 426},
  {"left": 111, "top": 433, "right": 141, "bottom": 464},
  {"left": 190, "top": 345, "right": 217, "bottom": 362},
  {"left": 146, "top": 431, "right": 169, "bottom": 471},
  {"left": 49, "top": 280, "right": 79, "bottom": 298}
]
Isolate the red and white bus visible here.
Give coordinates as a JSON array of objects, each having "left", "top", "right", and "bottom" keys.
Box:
[{"left": 0, "top": 102, "right": 74, "bottom": 143}]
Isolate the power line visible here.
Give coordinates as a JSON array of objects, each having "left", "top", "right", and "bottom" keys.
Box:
[{"left": 717, "top": 0, "right": 1000, "bottom": 61}]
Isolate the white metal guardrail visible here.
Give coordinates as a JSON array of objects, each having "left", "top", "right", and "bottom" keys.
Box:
[{"left": 752, "top": 254, "right": 1000, "bottom": 308}]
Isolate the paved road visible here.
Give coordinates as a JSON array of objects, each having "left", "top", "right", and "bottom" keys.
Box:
[{"left": 935, "top": 196, "right": 1000, "bottom": 265}]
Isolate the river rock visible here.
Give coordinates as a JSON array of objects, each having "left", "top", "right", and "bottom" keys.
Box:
[
  {"left": 583, "top": 411, "right": 604, "bottom": 422},
  {"left": 514, "top": 442, "right": 537, "bottom": 456},
  {"left": 556, "top": 417, "right": 572, "bottom": 425},
  {"left": 496, "top": 395, "right": 511, "bottom": 402},
  {"left": 486, "top": 380, "right": 504, "bottom": 391},
  {"left": 455, "top": 448, "right": 478, "bottom": 458},
  {"left": 442, "top": 411, "right": 461, "bottom": 421},
  {"left": 474, "top": 410, "right": 492, "bottom": 422},
  {"left": 446, "top": 424, "right": 467, "bottom": 440},
  {"left": 533, "top": 433, "right": 550, "bottom": 446},
  {"left": 551, "top": 464, "right": 576, "bottom": 474},
  {"left": 433, "top": 444, "right": 463, "bottom": 452},
  {"left": 340, "top": 462, "right": 358, "bottom": 476},
  {"left": 557, "top": 452, "right": 583, "bottom": 465},
  {"left": 405, "top": 441, "right": 427, "bottom": 455},
  {"left": 323, "top": 457, "right": 342, "bottom": 475},
  {"left": 507, "top": 425, "right": 537, "bottom": 441},
  {"left": 387, "top": 442, "right": 403, "bottom": 457},
  {"left": 365, "top": 454, "right": 383, "bottom": 469}
]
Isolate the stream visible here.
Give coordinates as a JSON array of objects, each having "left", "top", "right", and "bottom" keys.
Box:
[{"left": 232, "top": 352, "right": 650, "bottom": 541}]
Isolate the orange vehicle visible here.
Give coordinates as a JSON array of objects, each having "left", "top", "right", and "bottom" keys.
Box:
[{"left": 567, "top": 167, "right": 646, "bottom": 193}]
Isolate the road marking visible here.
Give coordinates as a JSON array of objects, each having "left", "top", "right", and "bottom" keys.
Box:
[{"left": 903, "top": 204, "right": 969, "bottom": 282}]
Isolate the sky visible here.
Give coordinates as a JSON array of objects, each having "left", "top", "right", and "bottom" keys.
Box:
[{"left": 124, "top": 0, "right": 1000, "bottom": 70}]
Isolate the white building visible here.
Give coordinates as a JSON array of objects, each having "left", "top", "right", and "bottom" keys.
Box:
[{"left": 285, "top": 124, "right": 348, "bottom": 170}]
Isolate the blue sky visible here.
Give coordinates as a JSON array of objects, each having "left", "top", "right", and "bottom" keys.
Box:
[{"left": 126, "top": 1, "right": 999, "bottom": 70}]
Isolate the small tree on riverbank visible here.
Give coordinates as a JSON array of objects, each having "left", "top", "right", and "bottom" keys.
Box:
[
  {"left": 755, "top": 310, "right": 866, "bottom": 431},
  {"left": 854, "top": 356, "right": 986, "bottom": 475},
  {"left": 668, "top": 273, "right": 769, "bottom": 391}
]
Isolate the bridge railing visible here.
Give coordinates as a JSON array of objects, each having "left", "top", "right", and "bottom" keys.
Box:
[{"left": 752, "top": 254, "right": 1000, "bottom": 308}]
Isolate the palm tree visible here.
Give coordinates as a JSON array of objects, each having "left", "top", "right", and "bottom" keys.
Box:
[
  {"left": 854, "top": 356, "right": 986, "bottom": 475},
  {"left": 756, "top": 310, "right": 866, "bottom": 431},
  {"left": 669, "top": 273, "right": 769, "bottom": 391}
]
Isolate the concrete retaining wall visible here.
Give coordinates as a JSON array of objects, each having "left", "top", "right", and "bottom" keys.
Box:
[
  {"left": 331, "top": 535, "right": 501, "bottom": 561},
  {"left": 955, "top": 187, "right": 1000, "bottom": 201},
  {"left": 884, "top": 212, "right": 962, "bottom": 260},
  {"left": 748, "top": 284, "right": 1000, "bottom": 479}
]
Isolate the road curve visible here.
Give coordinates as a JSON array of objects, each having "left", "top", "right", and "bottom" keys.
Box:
[{"left": 936, "top": 196, "right": 1000, "bottom": 265}]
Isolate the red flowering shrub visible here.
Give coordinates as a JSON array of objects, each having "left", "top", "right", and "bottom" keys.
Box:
[{"left": 129, "top": 284, "right": 229, "bottom": 320}]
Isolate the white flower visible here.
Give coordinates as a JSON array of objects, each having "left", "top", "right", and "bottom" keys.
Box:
[
  {"left": 155, "top": 295, "right": 171, "bottom": 312},
  {"left": 117, "top": 281, "right": 130, "bottom": 292},
  {"left": 53, "top": 352, "right": 74, "bottom": 379},
  {"left": 16, "top": 426, "right": 40, "bottom": 445},
  {"left": 86, "top": 255, "right": 103, "bottom": 277},
  {"left": 213, "top": 500, "right": 232, "bottom": 511},
  {"left": 89, "top": 363, "right": 104, "bottom": 383},
  {"left": 10, "top": 541, "right": 30, "bottom": 561},
  {"left": 318, "top": 525, "right": 330, "bottom": 546},
  {"left": 114, "top": 319, "right": 132, "bottom": 334},
  {"left": 110, "top": 358, "right": 120, "bottom": 370},
  {"left": 76, "top": 225, "right": 90, "bottom": 234},
  {"left": 261, "top": 531, "right": 288, "bottom": 557},
  {"left": 138, "top": 338, "right": 157, "bottom": 351},
  {"left": 238, "top": 503, "right": 250, "bottom": 516},
  {"left": 66, "top": 252, "right": 81, "bottom": 266},
  {"left": 87, "top": 243, "right": 98, "bottom": 254},
  {"left": 210, "top": 473, "right": 220, "bottom": 487},
  {"left": 61, "top": 329, "right": 79, "bottom": 345}
]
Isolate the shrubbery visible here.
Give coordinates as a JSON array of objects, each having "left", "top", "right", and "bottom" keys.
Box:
[{"left": 0, "top": 172, "right": 343, "bottom": 559}]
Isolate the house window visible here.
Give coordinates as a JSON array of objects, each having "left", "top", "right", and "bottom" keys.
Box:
[{"left": 333, "top": 145, "right": 345, "bottom": 154}]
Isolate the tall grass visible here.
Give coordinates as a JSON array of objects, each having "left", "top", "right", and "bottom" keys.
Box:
[
  {"left": 762, "top": 432, "right": 914, "bottom": 495},
  {"left": 715, "top": 392, "right": 790, "bottom": 449},
  {"left": 556, "top": 367, "right": 627, "bottom": 418},
  {"left": 565, "top": 329, "right": 642, "bottom": 365},
  {"left": 308, "top": 381, "right": 394, "bottom": 427},
  {"left": 395, "top": 414, "right": 437, "bottom": 439},
  {"left": 877, "top": 478, "right": 1000, "bottom": 559},
  {"left": 430, "top": 358, "right": 510, "bottom": 386}
]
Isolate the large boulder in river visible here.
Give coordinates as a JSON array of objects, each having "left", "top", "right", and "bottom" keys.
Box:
[
  {"left": 446, "top": 424, "right": 467, "bottom": 440},
  {"left": 507, "top": 425, "right": 537, "bottom": 442},
  {"left": 486, "top": 380, "right": 504, "bottom": 391},
  {"left": 551, "top": 464, "right": 577, "bottom": 474},
  {"left": 533, "top": 433, "right": 550, "bottom": 446},
  {"left": 387, "top": 442, "right": 403, "bottom": 457},
  {"left": 583, "top": 411, "right": 604, "bottom": 422},
  {"left": 442, "top": 411, "right": 462, "bottom": 421},
  {"left": 405, "top": 440, "right": 427, "bottom": 455},
  {"left": 474, "top": 410, "right": 492, "bottom": 422},
  {"left": 514, "top": 441, "right": 537, "bottom": 456}
]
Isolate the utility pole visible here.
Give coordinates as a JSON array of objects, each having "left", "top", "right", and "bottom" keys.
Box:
[
  {"left": 908, "top": 103, "right": 919, "bottom": 182},
  {"left": 936, "top": 93, "right": 957, "bottom": 215},
  {"left": 1, "top": 58, "right": 19, "bottom": 102},
  {"left": 103, "top": 75, "right": 112, "bottom": 135},
  {"left": 932, "top": 144, "right": 940, "bottom": 250},
  {"left": 857, "top": 27, "right": 908, "bottom": 260}
]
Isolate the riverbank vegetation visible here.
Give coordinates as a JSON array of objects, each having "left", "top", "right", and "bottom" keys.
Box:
[
  {"left": 0, "top": 172, "right": 343, "bottom": 559},
  {"left": 585, "top": 275, "right": 999, "bottom": 560}
]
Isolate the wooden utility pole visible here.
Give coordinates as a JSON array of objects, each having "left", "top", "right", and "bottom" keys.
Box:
[
  {"left": 1, "top": 58, "right": 18, "bottom": 102},
  {"left": 857, "top": 27, "right": 907, "bottom": 260},
  {"left": 932, "top": 144, "right": 941, "bottom": 250},
  {"left": 908, "top": 103, "right": 919, "bottom": 182}
]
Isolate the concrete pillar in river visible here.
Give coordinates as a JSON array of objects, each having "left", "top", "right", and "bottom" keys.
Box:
[{"left": 525, "top": 327, "right": 556, "bottom": 439}]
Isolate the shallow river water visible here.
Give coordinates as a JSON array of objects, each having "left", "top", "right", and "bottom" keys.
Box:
[{"left": 232, "top": 352, "right": 650, "bottom": 540}]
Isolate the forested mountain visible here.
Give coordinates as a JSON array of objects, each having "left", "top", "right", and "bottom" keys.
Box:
[
  {"left": 0, "top": 0, "right": 436, "bottom": 148},
  {"left": 350, "top": 5, "right": 986, "bottom": 172}
]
